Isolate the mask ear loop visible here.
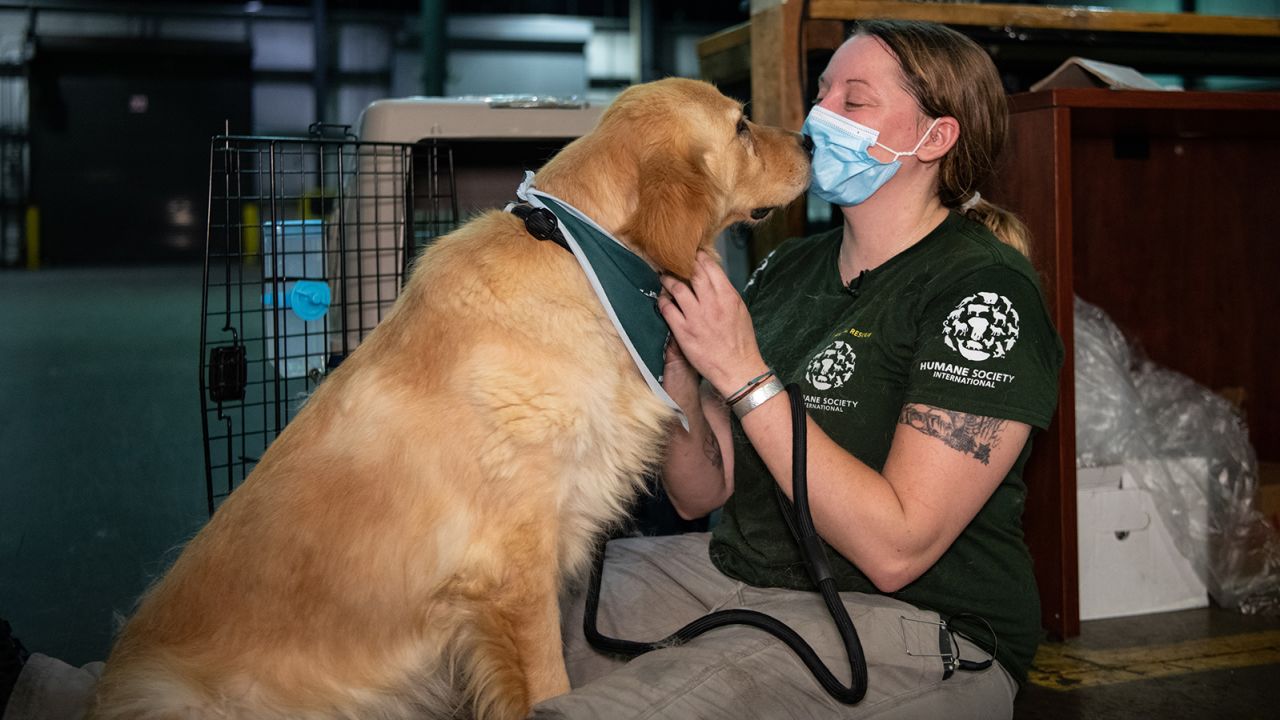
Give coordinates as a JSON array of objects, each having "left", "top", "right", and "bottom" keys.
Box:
[{"left": 880, "top": 117, "right": 942, "bottom": 161}]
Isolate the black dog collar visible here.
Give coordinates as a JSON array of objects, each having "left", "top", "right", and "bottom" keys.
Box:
[{"left": 508, "top": 203, "right": 569, "bottom": 252}]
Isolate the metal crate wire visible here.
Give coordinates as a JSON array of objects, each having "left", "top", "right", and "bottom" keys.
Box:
[{"left": 199, "top": 125, "right": 458, "bottom": 514}]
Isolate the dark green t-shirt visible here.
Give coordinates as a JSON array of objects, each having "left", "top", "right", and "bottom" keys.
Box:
[{"left": 708, "top": 212, "right": 1064, "bottom": 685}]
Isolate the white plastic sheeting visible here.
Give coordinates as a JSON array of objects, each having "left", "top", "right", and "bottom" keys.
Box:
[{"left": 1074, "top": 296, "right": 1280, "bottom": 615}]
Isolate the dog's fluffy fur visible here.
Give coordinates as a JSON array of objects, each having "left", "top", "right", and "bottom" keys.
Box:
[{"left": 88, "top": 78, "right": 809, "bottom": 720}]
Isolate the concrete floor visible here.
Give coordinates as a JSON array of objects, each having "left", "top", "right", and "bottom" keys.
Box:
[
  {"left": 2, "top": 266, "right": 1278, "bottom": 717},
  {"left": 0, "top": 265, "right": 208, "bottom": 666},
  {"left": 1018, "top": 607, "right": 1280, "bottom": 719}
]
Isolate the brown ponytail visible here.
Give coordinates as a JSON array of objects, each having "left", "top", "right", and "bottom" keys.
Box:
[{"left": 958, "top": 194, "right": 1031, "bottom": 257}]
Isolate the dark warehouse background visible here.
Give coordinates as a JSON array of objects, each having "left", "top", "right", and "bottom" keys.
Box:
[{"left": 1, "top": 0, "right": 752, "bottom": 268}]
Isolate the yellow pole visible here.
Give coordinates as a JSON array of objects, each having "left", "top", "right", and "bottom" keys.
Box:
[
  {"left": 24, "top": 205, "right": 39, "bottom": 270},
  {"left": 242, "top": 202, "right": 261, "bottom": 263}
]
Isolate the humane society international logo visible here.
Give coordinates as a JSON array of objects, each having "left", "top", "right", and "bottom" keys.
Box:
[
  {"left": 805, "top": 340, "right": 857, "bottom": 391},
  {"left": 943, "top": 292, "right": 1020, "bottom": 362}
]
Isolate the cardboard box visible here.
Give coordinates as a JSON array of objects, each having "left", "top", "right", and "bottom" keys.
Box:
[
  {"left": 1031, "top": 56, "right": 1175, "bottom": 92},
  {"left": 1261, "top": 462, "right": 1280, "bottom": 531},
  {"left": 1078, "top": 462, "right": 1208, "bottom": 621}
]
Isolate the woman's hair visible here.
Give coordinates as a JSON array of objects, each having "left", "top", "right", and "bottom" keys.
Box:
[{"left": 854, "top": 19, "right": 1031, "bottom": 257}]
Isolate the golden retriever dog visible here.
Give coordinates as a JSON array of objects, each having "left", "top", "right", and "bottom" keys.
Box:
[{"left": 88, "top": 78, "right": 809, "bottom": 720}]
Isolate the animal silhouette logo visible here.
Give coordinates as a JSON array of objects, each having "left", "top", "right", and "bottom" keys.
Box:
[
  {"left": 943, "top": 292, "right": 1020, "bottom": 362},
  {"left": 806, "top": 340, "right": 857, "bottom": 390}
]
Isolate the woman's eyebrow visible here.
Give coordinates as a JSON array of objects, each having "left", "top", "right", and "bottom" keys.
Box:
[
  {"left": 818, "top": 75, "right": 878, "bottom": 97},
  {"left": 843, "top": 78, "right": 881, "bottom": 99}
]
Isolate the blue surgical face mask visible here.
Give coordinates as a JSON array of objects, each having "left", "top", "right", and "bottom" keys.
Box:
[{"left": 802, "top": 105, "right": 939, "bottom": 206}]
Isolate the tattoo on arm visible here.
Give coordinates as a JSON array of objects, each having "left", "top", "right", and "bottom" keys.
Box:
[
  {"left": 898, "top": 404, "right": 1008, "bottom": 465},
  {"left": 703, "top": 431, "right": 724, "bottom": 471}
]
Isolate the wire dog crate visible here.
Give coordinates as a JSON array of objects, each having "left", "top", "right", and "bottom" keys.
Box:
[
  {"left": 198, "top": 124, "right": 458, "bottom": 514},
  {"left": 199, "top": 99, "right": 606, "bottom": 516}
]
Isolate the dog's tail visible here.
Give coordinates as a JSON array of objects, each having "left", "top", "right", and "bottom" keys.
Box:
[{"left": 456, "top": 613, "right": 535, "bottom": 720}]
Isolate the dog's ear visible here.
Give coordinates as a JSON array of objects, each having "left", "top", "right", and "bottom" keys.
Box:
[{"left": 620, "top": 146, "right": 721, "bottom": 280}]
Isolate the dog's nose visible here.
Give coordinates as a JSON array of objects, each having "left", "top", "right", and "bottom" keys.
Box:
[{"left": 800, "top": 133, "right": 814, "bottom": 157}]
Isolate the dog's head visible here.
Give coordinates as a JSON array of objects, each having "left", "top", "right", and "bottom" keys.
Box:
[{"left": 539, "top": 78, "right": 811, "bottom": 279}]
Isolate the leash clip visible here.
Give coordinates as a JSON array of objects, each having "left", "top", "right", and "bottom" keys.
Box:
[
  {"left": 898, "top": 615, "right": 996, "bottom": 680},
  {"left": 898, "top": 616, "right": 959, "bottom": 676}
]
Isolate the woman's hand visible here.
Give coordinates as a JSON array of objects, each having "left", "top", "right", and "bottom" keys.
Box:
[{"left": 657, "top": 250, "right": 769, "bottom": 396}]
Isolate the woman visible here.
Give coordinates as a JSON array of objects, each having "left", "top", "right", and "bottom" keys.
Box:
[{"left": 535, "top": 19, "right": 1063, "bottom": 720}]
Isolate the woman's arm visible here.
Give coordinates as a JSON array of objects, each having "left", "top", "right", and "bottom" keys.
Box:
[
  {"left": 657, "top": 336, "right": 735, "bottom": 520},
  {"left": 734, "top": 393, "right": 1029, "bottom": 591},
  {"left": 660, "top": 251, "right": 1029, "bottom": 590},
  {"left": 659, "top": 382, "right": 735, "bottom": 520}
]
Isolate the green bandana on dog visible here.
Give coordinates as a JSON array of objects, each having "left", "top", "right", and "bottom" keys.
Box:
[{"left": 514, "top": 171, "right": 688, "bottom": 430}]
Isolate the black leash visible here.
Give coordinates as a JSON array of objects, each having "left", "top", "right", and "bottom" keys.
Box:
[{"left": 584, "top": 383, "right": 869, "bottom": 704}]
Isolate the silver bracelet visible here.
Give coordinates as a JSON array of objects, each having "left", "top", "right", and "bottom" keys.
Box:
[{"left": 731, "top": 376, "right": 785, "bottom": 419}]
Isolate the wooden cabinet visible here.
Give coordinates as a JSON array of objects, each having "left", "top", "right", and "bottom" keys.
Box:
[{"left": 989, "top": 88, "right": 1280, "bottom": 637}]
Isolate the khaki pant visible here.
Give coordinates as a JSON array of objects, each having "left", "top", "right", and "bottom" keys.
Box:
[
  {"left": 533, "top": 533, "right": 1017, "bottom": 720},
  {"left": 3, "top": 534, "right": 1016, "bottom": 720}
]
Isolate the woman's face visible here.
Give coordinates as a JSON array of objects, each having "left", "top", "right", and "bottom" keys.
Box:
[{"left": 814, "top": 34, "right": 930, "bottom": 164}]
